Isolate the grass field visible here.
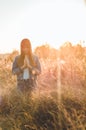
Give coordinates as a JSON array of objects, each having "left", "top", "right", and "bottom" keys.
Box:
[{"left": 0, "top": 45, "right": 86, "bottom": 130}]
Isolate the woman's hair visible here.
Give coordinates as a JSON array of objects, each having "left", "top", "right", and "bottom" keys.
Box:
[{"left": 17, "top": 38, "right": 36, "bottom": 67}]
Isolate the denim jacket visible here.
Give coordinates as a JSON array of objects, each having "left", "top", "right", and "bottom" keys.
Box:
[{"left": 12, "top": 54, "right": 41, "bottom": 81}]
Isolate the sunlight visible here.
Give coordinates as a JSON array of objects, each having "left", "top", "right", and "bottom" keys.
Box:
[
  {"left": 0, "top": 0, "right": 86, "bottom": 53},
  {"left": 56, "top": 56, "right": 62, "bottom": 129},
  {"left": 57, "top": 58, "right": 61, "bottom": 102}
]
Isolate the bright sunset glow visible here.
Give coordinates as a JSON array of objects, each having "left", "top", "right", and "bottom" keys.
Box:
[{"left": 0, "top": 0, "right": 86, "bottom": 53}]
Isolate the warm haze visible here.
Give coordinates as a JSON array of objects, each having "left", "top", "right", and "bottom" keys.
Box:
[{"left": 0, "top": 0, "right": 86, "bottom": 53}]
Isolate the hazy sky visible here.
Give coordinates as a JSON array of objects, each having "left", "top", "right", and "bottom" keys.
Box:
[{"left": 0, "top": 0, "right": 86, "bottom": 53}]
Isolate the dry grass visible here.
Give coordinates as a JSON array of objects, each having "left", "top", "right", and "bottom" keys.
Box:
[{"left": 0, "top": 48, "right": 86, "bottom": 130}]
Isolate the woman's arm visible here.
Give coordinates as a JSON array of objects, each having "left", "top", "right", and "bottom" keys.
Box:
[
  {"left": 32, "top": 55, "right": 41, "bottom": 75},
  {"left": 12, "top": 56, "right": 23, "bottom": 75}
]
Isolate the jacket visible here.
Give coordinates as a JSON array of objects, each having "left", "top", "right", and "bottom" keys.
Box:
[{"left": 12, "top": 54, "right": 41, "bottom": 81}]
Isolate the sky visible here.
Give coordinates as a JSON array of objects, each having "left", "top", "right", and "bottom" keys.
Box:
[{"left": 0, "top": 0, "right": 86, "bottom": 53}]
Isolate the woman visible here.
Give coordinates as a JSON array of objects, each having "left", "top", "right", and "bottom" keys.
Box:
[{"left": 12, "top": 38, "right": 41, "bottom": 93}]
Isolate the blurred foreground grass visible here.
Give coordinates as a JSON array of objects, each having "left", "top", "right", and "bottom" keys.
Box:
[{"left": 0, "top": 82, "right": 86, "bottom": 130}]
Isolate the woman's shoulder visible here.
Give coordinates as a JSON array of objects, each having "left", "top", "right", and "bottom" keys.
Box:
[
  {"left": 33, "top": 54, "right": 39, "bottom": 60},
  {"left": 14, "top": 55, "right": 20, "bottom": 60}
]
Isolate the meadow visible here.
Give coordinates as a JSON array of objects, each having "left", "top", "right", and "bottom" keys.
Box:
[{"left": 0, "top": 42, "right": 86, "bottom": 130}]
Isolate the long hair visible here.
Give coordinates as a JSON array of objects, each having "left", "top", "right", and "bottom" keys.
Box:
[{"left": 17, "top": 38, "right": 36, "bottom": 67}]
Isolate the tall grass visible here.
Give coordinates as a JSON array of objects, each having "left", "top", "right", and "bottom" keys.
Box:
[
  {"left": 0, "top": 46, "right": 86, "bottom": 130},
  {"left": 0, "top": 86, "right": 86, "bottom": 130}
]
